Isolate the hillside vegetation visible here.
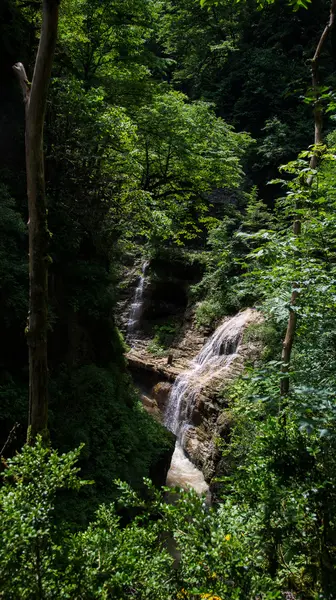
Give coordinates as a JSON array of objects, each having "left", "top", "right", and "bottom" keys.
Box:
[{"left": 0, "top": 0, "right": 336, "bottom": 598}]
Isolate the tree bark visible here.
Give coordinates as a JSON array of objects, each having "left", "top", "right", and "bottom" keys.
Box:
[
  {"left": 280, "top": 0, "right": 336, "bottom": 396},
  {"left": 13, "top": 0, "right": 60, "bottom": 442}
]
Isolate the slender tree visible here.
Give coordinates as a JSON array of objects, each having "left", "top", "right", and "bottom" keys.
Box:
[
  {"left": 13, "top": 0, "right": 61, "bottom": 442},
  {"left": 280, "top": 0, "right": 336, "bottom": 395}
]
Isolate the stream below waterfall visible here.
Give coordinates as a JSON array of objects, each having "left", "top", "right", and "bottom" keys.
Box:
[{"left": 166, "top": 442, "right": 210, "bottom": 498}]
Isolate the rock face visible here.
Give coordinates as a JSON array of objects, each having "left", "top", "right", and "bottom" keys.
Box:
[
  {"left": 117, "top": 252, "right": 204, "bottom": 342},
  {"left": 127, "top": 308, "right": 263, "bottom": 489},
  {"left": 164, "top": 309, "right": 263, "bottom": 482},
  {"left": 152, "top": 382, "right": 172, "bottom": 412},
  {"left": 126, "top": 316, "right": 207, "bottom": 376},
  {"left": 141, "top": 395, "right": 162, "bottom": 421},
  {"left": 116, "top": 258, "right": 148, "bottom": 335}
]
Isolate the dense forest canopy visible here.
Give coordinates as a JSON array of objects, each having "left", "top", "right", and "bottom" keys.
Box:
[{"left": 1, "top": 0, "right": 336, "bottom": 598}]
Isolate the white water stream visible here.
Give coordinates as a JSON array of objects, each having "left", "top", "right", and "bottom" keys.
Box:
[
  {"left": 127, "top": 261, "right": 149, "bottom": 341},
  {"left": 165, "top": 310, "right": 254, "bottom": 496},
  {"left": 166, "top": 442, "right": 210, "bottom": 496}
]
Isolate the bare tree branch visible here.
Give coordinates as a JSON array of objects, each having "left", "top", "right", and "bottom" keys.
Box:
[{"left": 0, "top": 423, "right": 20, "bottom": 457}]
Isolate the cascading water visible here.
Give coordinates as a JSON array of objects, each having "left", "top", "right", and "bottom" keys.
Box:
[
  {"left": 165, "top": 310, "right": 253, "bottom": 441},
  {"left": 165, "top": 311, "right": 255, "bottom": 497},
  {"left": 127, "top": 261, "right": 149, "bottom": 341}
]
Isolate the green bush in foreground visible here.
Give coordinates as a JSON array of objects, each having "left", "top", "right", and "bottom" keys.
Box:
[{"left": 0, "top": 437, "right": 321, "bottom": 600}]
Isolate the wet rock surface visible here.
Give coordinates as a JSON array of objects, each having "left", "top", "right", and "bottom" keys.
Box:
[
  {"left": 127, "top": 309, "right": 263, "bottom": 489},
  {"left": 126, "top": 325, "right": 207, "bottom": 382}
]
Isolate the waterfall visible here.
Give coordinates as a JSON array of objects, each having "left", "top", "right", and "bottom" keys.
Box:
[
  {"left": 164, "top": 310, "right": 253, "bottom": 440},
  {"left": 127, "top": 261, "right": 149, "bottom": 340}
]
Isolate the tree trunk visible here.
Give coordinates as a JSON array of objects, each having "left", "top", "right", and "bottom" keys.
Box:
[
  {"left": 280, "top": 0, "right": 336, "bottom": 396},
  {"left": 13, "top": 0, "right": 60, "bottom": 442}
]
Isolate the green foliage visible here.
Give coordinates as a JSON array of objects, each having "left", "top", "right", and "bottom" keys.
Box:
[
  {"left": 238, "top": 142, "right": 336, "bottom": 375},
  {"left": 0, "top": 375, "right": 27, "bottom": 437},
  {"left": 58, "top": 0, "right": 160, "bottom": 102},
  {"left": 4, "top": 437, "right": 332, "bottom": 599},
  {"left": 0, "top": 184, "right": 27, "bottom": 328},
  {"left": 2, "top": 1, "right": 336, "bottom": 598},
  {"left": 148, "top": 320, "right": 179, "bottom": 355},
  {"left": 203, "top": 136, "right": 336, "bottom": 597},
  {"left": 200, "top": 0, "right": 311, "bottom": 8},
  {"left": 48, "top": 77, "right": 250, "bottom": 250},
  {"left": 194, "top": 299, "right": 223, "bottom": 329},
  {"left": 160, "top": 0, "right": 328, "bottom": 192},
  {"left": 242, "top": 319, "right": 282, "bottom": 360},
  {"left": 256, "top": 118, "right": 302, "bottom": 167},
  {"left": 147, "top": 340, "right": 168, "bottom": 356},
  {"left": 0, "top": 442, "right": 295, "bottom": 599},
  {"left": 134, "top": 90, "right": 251, "bottom": 245},
  {"left": 47, "top": 77, "right": 139, "bottom": 248},
  {"left": 192, "top": 190, "right": 274, "bottom": 325},
  {"left": 49, "top": 365, "right": 174, "bottom": 521},
  {"left": 0, "top": 438, "right": 88, "bottom": 598},
  {"left": 220, "top": 366, "right": 336, "bottom": 596},
  {"left": 0, "top": 184, "right": 28, "bottom": 447},
  {"left": 0, "top": 443, "right": 172, "bottom": 599}
]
